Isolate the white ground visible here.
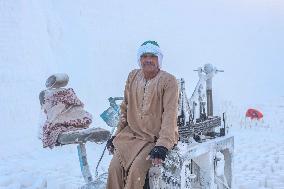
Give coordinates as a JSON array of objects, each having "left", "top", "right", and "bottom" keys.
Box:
[
  {"left": 0, "top": 103, "right": 284, "bottom": 189},
  {"left": 233, "top": 125, "right": 284, "bottom": 189}
]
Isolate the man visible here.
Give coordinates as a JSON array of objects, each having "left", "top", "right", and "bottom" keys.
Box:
[{"left": 106, "top": 40, "right": 179, "bottom": 189}]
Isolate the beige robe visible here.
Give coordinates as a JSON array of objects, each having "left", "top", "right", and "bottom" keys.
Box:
[{"left": 113, "top": 69, "right": 179, "bottom": 171}]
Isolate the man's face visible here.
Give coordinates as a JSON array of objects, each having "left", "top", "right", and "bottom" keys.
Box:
[{"left": 140, "top": 53, "right": 159, "bottom": 72}]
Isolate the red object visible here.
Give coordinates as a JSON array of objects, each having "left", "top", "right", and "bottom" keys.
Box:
[{"left": 246, "top": 109, "right": 263, "bottom": 120}]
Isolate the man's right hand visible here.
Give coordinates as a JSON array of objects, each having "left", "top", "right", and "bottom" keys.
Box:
[{"left": 106, "top": 136, "right": 115, "bottom": 154}]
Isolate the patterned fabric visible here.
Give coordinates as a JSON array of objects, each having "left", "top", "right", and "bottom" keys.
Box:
[
  {"left": 42, "top": 88, "right": 83, "bottom": 110},
  {"left": 41, "top": 88, "right": 92, "bottom": 149}
]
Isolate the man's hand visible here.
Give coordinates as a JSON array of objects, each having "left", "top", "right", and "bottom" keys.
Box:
[
  {"left": 147, "top": 146, "right": 168, "bottom": 166},
  {"left": 106, "top": 136, "right": 115, "bottom": 155}
]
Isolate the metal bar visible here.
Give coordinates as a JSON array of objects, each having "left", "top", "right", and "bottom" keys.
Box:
[{"left": 77, "top": 143, "right": 93, "bottom": 183}]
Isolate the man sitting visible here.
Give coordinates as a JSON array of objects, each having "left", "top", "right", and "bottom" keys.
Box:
[{"left": 106, "top": 41, "right": 179, "bottom": 189}]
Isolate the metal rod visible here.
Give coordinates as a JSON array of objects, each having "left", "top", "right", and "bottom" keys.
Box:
[
  {"left": 77, "top": 143, "right": 93, "bottom": 183},
  {"left": 95, "top": 97, "right": 123, "bottom": 177}
]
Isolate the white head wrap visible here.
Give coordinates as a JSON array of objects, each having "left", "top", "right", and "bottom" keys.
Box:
[{"left": 137, "top": 41, "right": 163, "bottom": 68}]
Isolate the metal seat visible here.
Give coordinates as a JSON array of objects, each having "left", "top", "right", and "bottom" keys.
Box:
[{"left": 57, "top": 127, "right": 110, "bottom": 145}]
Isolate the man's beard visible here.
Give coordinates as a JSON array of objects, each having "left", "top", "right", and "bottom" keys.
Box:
[{"left": 142, "top": 63, "right": 160, "bottom": 80}]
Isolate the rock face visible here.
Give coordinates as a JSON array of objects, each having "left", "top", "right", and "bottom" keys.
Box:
[
  {"left": 0, "top": 0, "right": 96, "bottom": 131},
  {"left": 0, "top": 0, "right": 58, "bottom": 130}
]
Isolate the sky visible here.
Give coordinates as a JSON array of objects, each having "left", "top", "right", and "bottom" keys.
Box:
[
  {"left": 50, "top": 0, "right": 284, "bottom": 105},
  {"left": 0, "top": 0, "right": 284, "bottom": 129}
]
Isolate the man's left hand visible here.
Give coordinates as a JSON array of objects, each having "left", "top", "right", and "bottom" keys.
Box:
[{"left": 147, "top": 146, "right": 168, "bottom": 166}]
